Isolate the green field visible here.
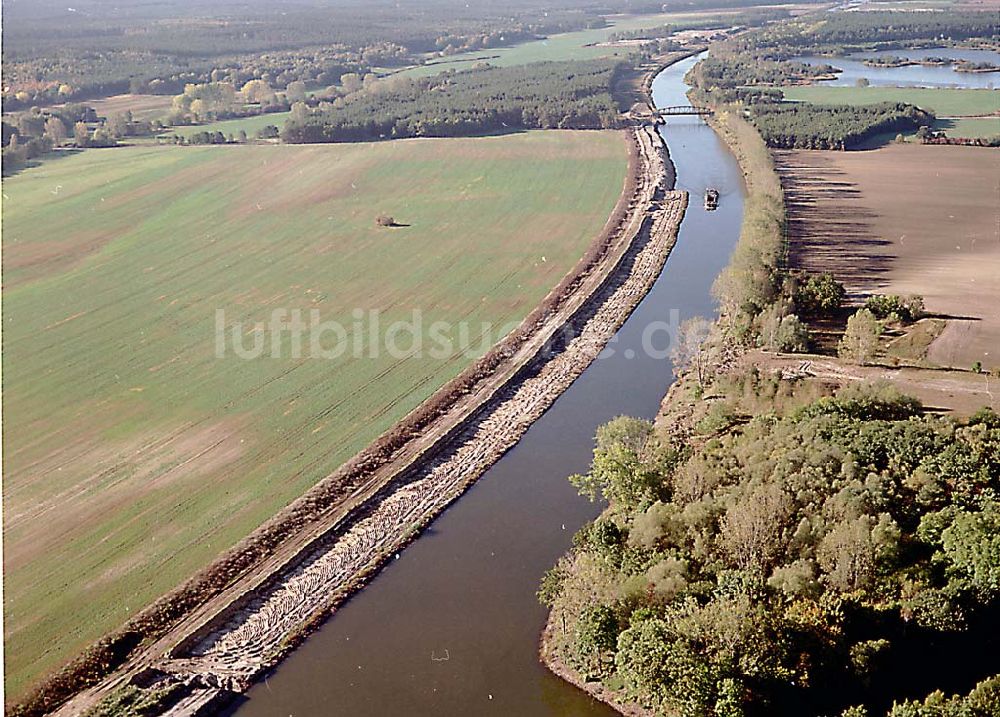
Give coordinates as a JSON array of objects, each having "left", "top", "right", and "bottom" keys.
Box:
[
  {"left": 932, "top": 116, "right": 1000, "bottom": 138},
  {"left": 1, "top": 132, "right": 626, "bottom": 699},
  {"left": 891, "top": 116, "right": 1000, "bottom": 142},
  {"left": 782, "top": 86, "right": 1000, "bottom": 117},
  {"left": 163, "top": 110, "right": 292, "bottom": 139}
]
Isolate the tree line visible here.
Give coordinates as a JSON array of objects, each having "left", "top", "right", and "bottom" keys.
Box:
[
  {"left": 722, "top": 10, "right": 997, "bottom": 63},
  {"left": 281, "top": 59, "right": 624, "bottom": 143},
  {"left": 793, "top": 11, "right": 998, "bottom": 48},
  {"left": 748, "top": 101, "right": 932, "bottom": 150},
  {"left": 1, "top": 103, "right": 137, "bottom": 173}
]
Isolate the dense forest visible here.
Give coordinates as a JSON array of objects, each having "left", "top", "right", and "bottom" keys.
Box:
[
  {"left": 748, "top": 102, "right": 932, "bottom": 150},
  {"left": 690, "top": 55, "right": 837, "bottom": 88},
  {"left": 880, "top": 676, "right": 1000, "bottom": 717},
  {"left": 544, "top": 380, "right": 1000, "bottom": 717},
  {"left": 282, "top": 60, "right": 624, "bottom": 142},
  {"left": 729, "top": 11, "right": 999, "bottom": 62},
  {"left": 788, "top": 11, "right": 999, "bottom": 49}
]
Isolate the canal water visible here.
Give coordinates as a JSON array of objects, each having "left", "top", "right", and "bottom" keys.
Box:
[{"left": 230, "top": 52, "right": 744, "bottom": 717}]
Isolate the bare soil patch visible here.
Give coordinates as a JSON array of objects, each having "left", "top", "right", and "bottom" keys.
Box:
[
  {"left": 776, "top": 144, "right": 1000, "bottom": 370},
  {"left": 746, "top": 351, "right": 997, "bottom": 417},
  {"left": 87, "top": 94, "right": 175, "bottom": 121}
]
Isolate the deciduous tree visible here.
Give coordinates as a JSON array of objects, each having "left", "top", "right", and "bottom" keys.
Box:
[
  {"left": 44, "top": 117, "right": 67, "bottom": 144},
  {"left": 839, "top": 309, "right": 882, "bottom": 365},
  {"left": 672, "top": 317, "right": 713, "bottom": 386},
  {"left": 73, "top": 121, "right": 90, "bottom": 147}
]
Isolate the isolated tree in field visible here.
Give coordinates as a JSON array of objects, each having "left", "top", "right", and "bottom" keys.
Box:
[
  {"left": 375, "top": 214, "right": 396, "bottom": 227},
  {"left": 73, "top": 121, "right": 90, "bottom": 147},
  {"left": 44, "top": 117, "right": 67, "bottom": 144},
  {"left": 90, "top": 126, "right": 115, "bottom": 147},
  {"left": 903, "top": 295, "right": 926, "bottom": 321},
  {"left": 671, "top": 317, "right": 713, "bottom": 386},
  {"left": 838, "top": 308, "right": 882, "bottom": 365}
]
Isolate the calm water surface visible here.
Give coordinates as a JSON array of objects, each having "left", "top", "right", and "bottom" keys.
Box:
[
  {"left": 794, "top": 48, "right": 1000, "bottom": 89},
  {"left": 230, "top": 53, "right": 744, "bottom": 717}
]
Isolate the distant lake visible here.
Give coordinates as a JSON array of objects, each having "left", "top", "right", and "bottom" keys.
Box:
[{"left": 792, "top": 48, "right": 1000, "bottom": 89}]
